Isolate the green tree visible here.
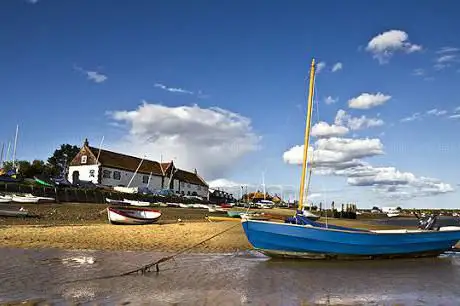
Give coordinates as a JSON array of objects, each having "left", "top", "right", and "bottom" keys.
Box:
[{"left": 47, "top": 144, "right": 80, "bottom": 176}]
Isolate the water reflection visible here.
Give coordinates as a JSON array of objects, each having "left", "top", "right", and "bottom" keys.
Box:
[{"left": 1, "top": 247, "right": 460, "bottom": 305}]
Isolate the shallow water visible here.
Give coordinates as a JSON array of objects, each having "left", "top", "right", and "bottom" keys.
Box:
[{"left": 1, "top": 248, "right": 460, "bottom": 305}]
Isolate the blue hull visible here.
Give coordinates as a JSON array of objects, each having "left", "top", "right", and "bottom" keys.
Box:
[{"left": 242, "top": 220, "right": 460, "bottom": 259}]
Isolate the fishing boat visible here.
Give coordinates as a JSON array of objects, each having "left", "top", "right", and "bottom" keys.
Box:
[
  {"left": 107, "top": 206, "right": 162, "bottom": 225},
  {"left": 241, "top": 59, "right": 460, "bottom": 259}
]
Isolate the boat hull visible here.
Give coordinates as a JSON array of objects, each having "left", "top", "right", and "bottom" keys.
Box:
[
  {"left": 242, "top": 220, "right": 460, "bottom": 259},
  {"left": 107, "top": 207, "right": 161, "bottom": 225}
]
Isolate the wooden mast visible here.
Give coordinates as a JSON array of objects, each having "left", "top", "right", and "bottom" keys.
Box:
[{"left": 297, "top": 58, "right": 316, "bottom": 211}]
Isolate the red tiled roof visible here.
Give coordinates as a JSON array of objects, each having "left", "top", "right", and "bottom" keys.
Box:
[{"left": 88, "top": 146, "right": 164, "bottom": 176}]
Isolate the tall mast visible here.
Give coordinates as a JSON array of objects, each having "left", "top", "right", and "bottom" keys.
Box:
[
  {"left": 12, "top": 124, "right": 19, "bottom": 169},
  {"left": 5, "top": 141, "right": 11, "bottom": 163},
  {"left": 0, "top": 143, "right": 4, "bottom": 167},
  {"left": 95, "top": 136, "right": 105, "bottom": 165},
  {"left": 262, "top": 171, "right": 266, "bottom": 200},
  {"left": 298, "top": 59, "right": 316, "bottom": 211},
  {"left": 127, "top": 155, "right": 145, "bottom": 188}
]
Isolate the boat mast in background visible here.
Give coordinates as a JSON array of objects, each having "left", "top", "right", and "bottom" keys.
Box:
[
  {"left": 95, "top": 136, "right": 105, "bottom": 165},
  {"left": 297, "top": 59, "right": 316, "bottom": 211},
  {"left": 12, "top": 124, "right": 19, "bottom": 169},
  {"left": 0, "top": 143, "right": 4, "bottom": 167},
  {"left": 5, "top": 141, "right": 11, "bottom": 164},
  {"left": 127, "top": 155, "right": 146, "bottom": 188}
]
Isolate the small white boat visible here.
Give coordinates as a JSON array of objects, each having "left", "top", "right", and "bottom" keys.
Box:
[
  {"left": 12, "top": 195, "right": 40, "bottom": 203},
  {"left": 107, "top": 206, "right": 162, "bottom": 225},
  {"left": 179, "top": 203, "right": 190, "bottom": 208},
  {"left": 387, "top": 212, "right": 400, "bottom": 218},
  {"left": 106, "top": 198, "right": 127, "bottom": 205},
  {"left": 23, "top": 194, "right": 55, "bottom": 202},
  {"left": 0, "top": 195, "right": 12, "bottom": 203},
  {"left": 123, "top": 199, "right": 150, "bottom": 207}
]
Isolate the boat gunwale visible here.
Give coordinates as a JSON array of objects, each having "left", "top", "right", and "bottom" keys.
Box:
[
  {"left": 241, "top": 219, "right": 460, "bottom": 236},
  {"left": 107, "top": 207, "right": 162, "bottom": 221}
]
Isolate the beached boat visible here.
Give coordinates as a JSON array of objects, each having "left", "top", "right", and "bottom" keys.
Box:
[
  {"left": 0, "top": 207, "right": 30, "bottom": 217},
  {"left": 12, "top": 194, "right": 40, "bottom": 203},
  {"left": 0, "top": 195, "right": 12, "bottom": 203},
  {"left": 106, "top": 198, "right": 128, "bottom": 205},
  {"left": 122, "top": 199, "right": 150, "bottom": 207},
  {"left": 107, "top": 206, "right": 162, "bottom": 225},
  {"left": 227, "top": 211, "right": 244, "bottom": 218},
  {"left": 387, "top": 212, "right": 400, "bottom": 218},
  {"left": 241, "top": 59, "right": 460, "bottom": 259},
  {"left": 301, "top": 209, "right": 320, "bottom": 221}
]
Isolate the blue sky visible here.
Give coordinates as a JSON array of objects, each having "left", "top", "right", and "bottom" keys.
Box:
[{"left": 1, "top": 0, "right": 459, "bottom": 208}]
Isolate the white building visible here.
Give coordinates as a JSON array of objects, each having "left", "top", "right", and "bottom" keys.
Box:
[{"left": 68, "top": 139, "right": 209, "bottom": 198}]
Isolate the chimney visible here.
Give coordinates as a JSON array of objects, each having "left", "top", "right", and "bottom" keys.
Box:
[
  {"left": 194, "top": 168, "right": 197, "bottom": 175},
  {"left": 84, "top": 138, "right": 89, "bottom": 147}
]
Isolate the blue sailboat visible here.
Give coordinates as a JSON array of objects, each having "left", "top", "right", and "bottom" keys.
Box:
[{"left": 241, "top": 59, "right": 460, "bottom": 259}]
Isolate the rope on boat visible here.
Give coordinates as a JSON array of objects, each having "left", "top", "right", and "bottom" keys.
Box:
[{"left": 121, "top": 222, "right": 241, "bottom": 275}]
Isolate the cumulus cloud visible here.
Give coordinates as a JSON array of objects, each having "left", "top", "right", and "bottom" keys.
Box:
[
  {"left": 366, "top": 30, "right": 422, "bottom": 64},
  {"left": 73, "top": 65, "right": 107, "bottom": 83},
  {"left": 154, "top": 83, "right": 194, "bottom": 95},
  {"left": 283, "top": 137, "right": 384, "bottom": 169},
  {"left": 324, "top": 96, "right": 338, "bottom": 105},
  {"left": 209, "top": 178, "right": 247, "bottom": 189},
  {"left": 331, "top": 62, "right": 343, "bottom": 72},
  {"left": 334, "top": 109, "right": 384, "bottom": 130},
  {"left": 316, "top": 62, "right": 326, "bottom": 73},
  {"left": 311, "top": 122, "right": 349, "bottom": 138},
  {"left": 108, "top": 102, "right": 260, "bottom": 179},
  {"left": 348, "top": 93, "right": 391, "bottom": 109},
  {"left": 283, "top": 137, "right": 453, "bottom": 199}
]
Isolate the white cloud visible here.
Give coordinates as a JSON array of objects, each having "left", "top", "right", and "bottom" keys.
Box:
[
  {"left": 449, "top": 114, "right": 460, "bottom": 119},
  {"left": 365, "top": 30, "right": 422, "bottom": 64},
  {"left": 283, "top": 137, "right": 384, "bottom": 169},
  {"left": 316, "top": 62, "right": 326, "bottom": 73},
  {"left": 283, "top": 137, "right": 453, "bottom": 199},
  {"left": 86, "top": 71, "right": 107, "bottom": 83},
  {"left": 73, "top": 65, "right": 107, "bottom": 83},
  {"left": 454, "top": 106, "right": 460, "bottom": 113},
  {"left": 426, "top": 108, "right": 447, "bottom": 116},
  {"left": 331, "top": 62, "right": 343, "bottom": 72},
  {"left": 436, "top": 47, "right": 460, "bottom": 54},
  {"left": 348, "top": 93, "right": 391, "bottom": 109},
  {"left": 324, "top": 96, "right": 338, "bottom": 105},
  {"left": 154, "top": 83, "right": 194, "bottom": 95},
  {"left": 400, "top": 112, "right": 422, "bottom": 122},
  {"left": 335, "top": 109, "right": 384, "bottom": 130},
  {"left": 311, "top": 122, "right": 349, "bottom": 138},
  {"left": 209, "top": 178, "right": 246, "bottom": 189},
  {"left": 412, "top": 68, "right": 425, "bottom": 76},
  {"left": 27, "top": 0, "right": 39, "bottom": 3},
  {"left": 436, "top": 54, "right": 457, "bottom": 63},
  {"left": 108, "top": 102, "right": 260, "bottom": 179}
]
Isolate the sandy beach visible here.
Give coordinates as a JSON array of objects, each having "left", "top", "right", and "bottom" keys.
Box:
[{"left": 0, "top": 203, "right": 423, "bottom": 253}]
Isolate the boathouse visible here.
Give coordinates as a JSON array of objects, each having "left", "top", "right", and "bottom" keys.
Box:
[{"left": 67, "top": 139, "right": 209, "bottom": 198}]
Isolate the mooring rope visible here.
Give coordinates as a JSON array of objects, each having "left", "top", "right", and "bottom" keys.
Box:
[{"left": 63, "top": 221, "right": 241, "bottom": 284}]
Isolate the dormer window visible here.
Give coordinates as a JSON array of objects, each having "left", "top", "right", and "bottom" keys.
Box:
[{"left": 81, "top": 155, "right": 87, "bottom": 164}]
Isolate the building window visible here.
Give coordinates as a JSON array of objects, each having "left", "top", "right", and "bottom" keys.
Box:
[
  {"left": 81, "top": 155, "right": 87, "bottom": 164},
  {"left": 187, "top": 183, "right": 191, "bottom": 188},
  {"left": 89, "top": 170, "right": 95, "bottom": 177},
  {"left": 180, "top": 182, "right": 184, "bottom": 187},
  {"left": 187, "top": 191, "right": 190, "bottom": 195},
  {"left": 113, "top": 171, "right": 121, "bottom": 180},
  {"left": 103, "top": 170, "right": 111, "bottom": 178},
  {"left": 143, "top": 175, "right": 149, "bottom": 184}
]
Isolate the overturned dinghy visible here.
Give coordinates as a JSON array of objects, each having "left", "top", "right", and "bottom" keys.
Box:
[{"left": 107, "top": 206, "right": 162, "bottom": 225}]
